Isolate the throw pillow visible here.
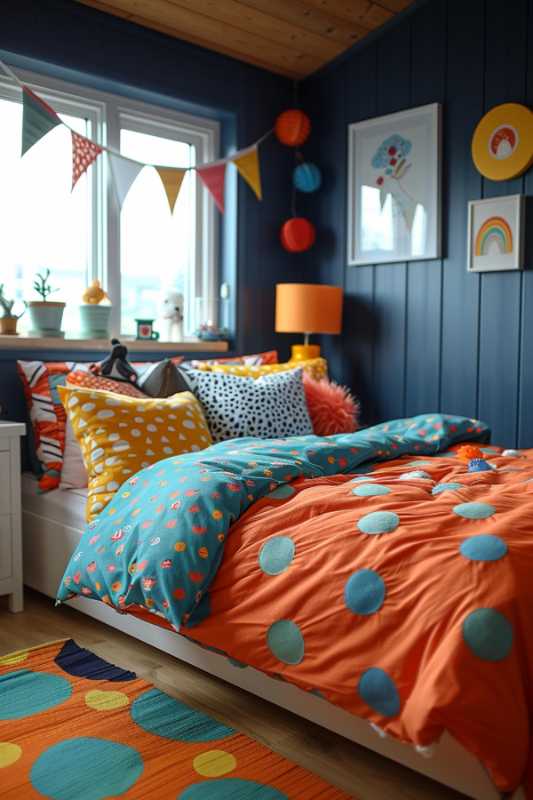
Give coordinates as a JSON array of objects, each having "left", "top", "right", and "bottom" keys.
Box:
[
  {"left": 184, "top": 367, "right": 313, "bottom": 443},
  {"left": 17, "top": 357, "right": 183, "bottom": 491},
  {"left": 60, "top": 374, "right": 150, "bottom": 490},
  {"left": 137, "top": 359, "right": 191, "bottom": 398},
  {"left": 192, "top": 357, "right": 328, "bottom": 382},
  {"left": 16, "top": 360, "right": 91, "bottom": 491},
  {"left": 66, "top": 370, "right": 146, "bottom": 398},
  {"left": 58, "top": 386, "right": 212, "bottom": 520},
  {"left": 303, "top": 374, "right": 360, "bottom": 436},
  {"left": 183, "top": 350, "right": 278, "bottom": 368}
]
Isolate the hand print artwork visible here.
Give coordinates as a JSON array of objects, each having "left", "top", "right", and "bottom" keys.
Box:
[{"left": 348, "top": 103, "right": 441, "bottom": 265}]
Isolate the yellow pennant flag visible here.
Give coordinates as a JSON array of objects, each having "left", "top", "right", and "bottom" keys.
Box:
[
  {"left": 232, "top": 145, "right": 262, "bottom": 200},
  {"left": 155, "top": 166, "right": 187, "bottom": 213}
]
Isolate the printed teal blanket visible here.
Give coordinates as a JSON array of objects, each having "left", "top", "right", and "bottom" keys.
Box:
[{"left": 57, "top": 414, "right": 489, "bottom": 631}]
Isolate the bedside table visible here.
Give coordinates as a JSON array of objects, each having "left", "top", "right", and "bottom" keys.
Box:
[{"left": 0, "top": 422, "right": 25, "bottom": 612}]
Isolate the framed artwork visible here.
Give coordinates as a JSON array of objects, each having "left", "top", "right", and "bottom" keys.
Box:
[
  {"left": 467, "top": 194, "right": 525, "bottom": 272},
  {"left": 347, "top": 103, "right": 441, "bottom": 266}
]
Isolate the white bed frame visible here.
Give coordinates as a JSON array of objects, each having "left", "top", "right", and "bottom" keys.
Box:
[{"left": 22, "top": 506, "right": 521, "bottom": 800}]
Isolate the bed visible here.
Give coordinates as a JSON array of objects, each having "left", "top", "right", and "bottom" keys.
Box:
[{"left": 21, "top": 415, "right": 529, "bottom": 800}]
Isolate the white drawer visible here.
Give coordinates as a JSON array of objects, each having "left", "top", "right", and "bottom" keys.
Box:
[
  {"left": 0, "top": 452, "right": 10, "bottom": 513},
  {"left": 0, "top": 515, "right": 12, "bottom": 581}
]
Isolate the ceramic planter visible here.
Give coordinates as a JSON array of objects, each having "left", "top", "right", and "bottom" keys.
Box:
[
  {"left": 79, "top": 304, "right": 111, "bottom": 339},
  {"left": 28, "top": 301, "right": 65, "bottom": 338},
  {"left": 0, "top": 316, "right": 20, "bottom": 335}
]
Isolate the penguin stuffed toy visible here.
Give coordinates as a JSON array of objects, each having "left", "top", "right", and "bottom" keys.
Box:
[{"left": 91, "top": 339, "right": 139, "bottom": 384}]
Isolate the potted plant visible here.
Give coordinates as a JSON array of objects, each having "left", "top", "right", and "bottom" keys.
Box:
[
  {"left": 79, "top": 280, "right": 111, "bottom": 339},
  {"left": 27, "top": 269, "right": 65, "bottom": 338},
  {"left": 0, "top": 284, "right": 25, "bottom": 335}
]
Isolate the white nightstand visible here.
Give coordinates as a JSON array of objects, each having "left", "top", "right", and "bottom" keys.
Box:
[{"left": 0, "top": 422, "right": 25, "bottom": 612}]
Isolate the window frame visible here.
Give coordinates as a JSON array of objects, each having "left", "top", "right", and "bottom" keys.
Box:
[{"left": 0, "top": 67, "right": 220, "bottom": 339}]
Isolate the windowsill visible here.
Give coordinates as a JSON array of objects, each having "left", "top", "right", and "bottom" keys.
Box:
[{"left": 0, "top": 335, "right": 229, "bottom": 353}]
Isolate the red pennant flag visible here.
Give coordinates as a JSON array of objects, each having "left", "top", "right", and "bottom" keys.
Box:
[
  {"left": 72, "top": 131, "right": 103, "bottom": 190},
  {"left": 197, "top": 161, "right": 226, "bottom": 213}
]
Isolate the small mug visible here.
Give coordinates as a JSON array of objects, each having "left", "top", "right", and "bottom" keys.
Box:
[{"left": 135, "top": 319, "right": 160, "bottom": 340}]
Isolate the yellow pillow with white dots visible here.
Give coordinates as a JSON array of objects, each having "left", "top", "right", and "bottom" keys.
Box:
[
  {"left": 194, "top": 357, "right": 328, "bottom": 381},
  {"left": 58, "top": 385, "right": 212, "bottom": 521}
]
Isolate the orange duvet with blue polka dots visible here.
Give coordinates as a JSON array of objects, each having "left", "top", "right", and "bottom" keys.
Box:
[{"left": 58, "top": 414, "right": 533, "bottom": 796}]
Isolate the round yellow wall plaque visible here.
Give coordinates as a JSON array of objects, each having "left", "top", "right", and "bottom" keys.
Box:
[{"left": 472, "top": 103, "right": 533, "bottom": 181}]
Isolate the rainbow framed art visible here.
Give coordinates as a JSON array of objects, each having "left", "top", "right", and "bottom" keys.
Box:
[{"left": 467, "top": 194, "right": 525, "bottom": 272}]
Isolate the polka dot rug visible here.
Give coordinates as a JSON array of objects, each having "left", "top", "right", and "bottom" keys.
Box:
[{"left": 0, "top": 639, "right": 351, "bottom": 799}]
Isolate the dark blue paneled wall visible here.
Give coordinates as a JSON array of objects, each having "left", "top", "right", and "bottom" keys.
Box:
[{"left": 301, "top": 0, "right": 533, "bottom": 447}]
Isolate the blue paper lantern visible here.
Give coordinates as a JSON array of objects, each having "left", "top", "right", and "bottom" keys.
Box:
[{"left": 293, "top": 162, "right": 322, "bottom": 193}]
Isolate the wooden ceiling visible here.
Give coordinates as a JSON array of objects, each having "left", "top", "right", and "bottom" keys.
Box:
[{"left": 77, "top": 0, "right": 415, "bottom": 79}]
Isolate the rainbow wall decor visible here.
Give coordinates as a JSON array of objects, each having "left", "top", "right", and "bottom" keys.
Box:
[{"left": 475, "top": 215, "right": 513, "bottom": 256}]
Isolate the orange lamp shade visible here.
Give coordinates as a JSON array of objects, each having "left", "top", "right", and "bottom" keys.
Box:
[{"left": 275, "top": 283, "right": 343, "bottom": 335}]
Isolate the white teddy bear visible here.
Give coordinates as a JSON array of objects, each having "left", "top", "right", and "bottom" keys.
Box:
[{"left": 158, "top": 289, "right": 184, "bottom": 342}]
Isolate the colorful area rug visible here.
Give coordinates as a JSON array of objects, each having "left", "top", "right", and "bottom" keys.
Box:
[{"left": 0, "top": 639, "right": 351, "bottom": 799}]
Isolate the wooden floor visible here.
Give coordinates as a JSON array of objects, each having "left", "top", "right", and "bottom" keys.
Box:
[{"left": 0, "top": 590, "right": 467, "bottom": 800}]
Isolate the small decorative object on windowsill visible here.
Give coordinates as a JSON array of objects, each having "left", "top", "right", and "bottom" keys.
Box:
[
  {"left": 79, "top": 280, "right": 111, "bottom": 339},
  {"left": 195, "top": 322, "right": 229, "bottom": 342},
  {"left": 135, "top": 319, "right": 160, "bottom": 341},
  {"left": 0, "top": 284, "right": 25, "bottom": 335},
  {"left": 27, "top": 269, "right": 65, "bottom": 338},
  {"left": 158, "top": 289, "right": 184, "bottom": 342},
  {"left": 275, "top": 283, "right": 343, "bottom": 361}
]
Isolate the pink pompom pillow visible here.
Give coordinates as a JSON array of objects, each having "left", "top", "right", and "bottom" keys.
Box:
[{"left": 303, "top": 373, "right": 360, "bottom": 436}]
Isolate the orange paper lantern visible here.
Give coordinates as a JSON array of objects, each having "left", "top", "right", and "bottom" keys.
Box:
[
  {"left": 275, "top": 109, "right": 311, "bottom": 147},
  {"left": 280, "top": 217, "right": 316, "bottom": 252}
]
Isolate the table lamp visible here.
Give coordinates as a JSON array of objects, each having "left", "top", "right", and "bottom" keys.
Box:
[{"left": 275, "top": 283, "right": 343, "bottom": 362}]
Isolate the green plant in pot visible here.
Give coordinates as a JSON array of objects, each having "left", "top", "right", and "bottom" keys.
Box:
[
  {"left": 27, "top": 269, "right": 66, "bottom": 338},
  {"left": 0, "top": 284, "right": 25, "bottom": 335}
]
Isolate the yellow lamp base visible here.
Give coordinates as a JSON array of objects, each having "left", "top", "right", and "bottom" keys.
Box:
[{"left": 290, "top": 344, "right": 321, "bottom": 362}]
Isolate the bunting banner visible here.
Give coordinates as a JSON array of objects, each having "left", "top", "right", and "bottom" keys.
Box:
[
  {"left": 21, "top": 87, "right": 61, "bottom": 156},
  {"left": 72, "top": 132, "right": 103, "bottom": 191},
  {"left": 108, "top": 152, "right": 144, "bottom": 207},
  {"left": 232, "top": 145, "right": 262, "bottom": 200},
  {"left": 3, "top": 60, "right": 270, "bottom": 215},
  {"left": 155, "top": 166, "right": 187, "bottom": 213},
  {"left": 196, "top": 161, "right": 226, "bottom": 213}
]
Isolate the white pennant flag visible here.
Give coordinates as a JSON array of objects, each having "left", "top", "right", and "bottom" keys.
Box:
[{"left": 108, "top": 152, "right": 144, "bottom": 207}]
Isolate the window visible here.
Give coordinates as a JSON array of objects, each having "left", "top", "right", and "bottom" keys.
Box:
[{"left": 0, "top": 70, "right": 219, "bottom": 339}]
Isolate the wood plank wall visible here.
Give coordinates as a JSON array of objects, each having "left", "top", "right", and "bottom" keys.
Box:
[{"left": 301, "top": 0, "right": 533, "bottom": 447}]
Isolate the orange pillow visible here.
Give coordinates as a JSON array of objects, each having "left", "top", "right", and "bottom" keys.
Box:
[{"left": 66, "top": 370, "right": 145, "bottom": 397}]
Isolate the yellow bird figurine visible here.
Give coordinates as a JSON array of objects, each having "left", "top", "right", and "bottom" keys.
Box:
[{"left": 82, "top": 280, "right": 109, "bottom": 305}]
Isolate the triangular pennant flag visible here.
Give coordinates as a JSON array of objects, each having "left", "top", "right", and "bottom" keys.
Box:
[
  {"left": 21, "top": 86, "right": 62, "bottom": 156},
  {"left": 232, "top": 145, "right": 262, "bottom": 200},
  {"left": 108, "top": 152, "right": 144, "bottom": 207},
  {"left": 72, "top": 131, "right": 103, "bottom": 191},
  {"left": 197, "top": 162, "right": 226, "bottom": 213},
  {"left": 155, "top": 166, "right": 187, "bottom": 213}
]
